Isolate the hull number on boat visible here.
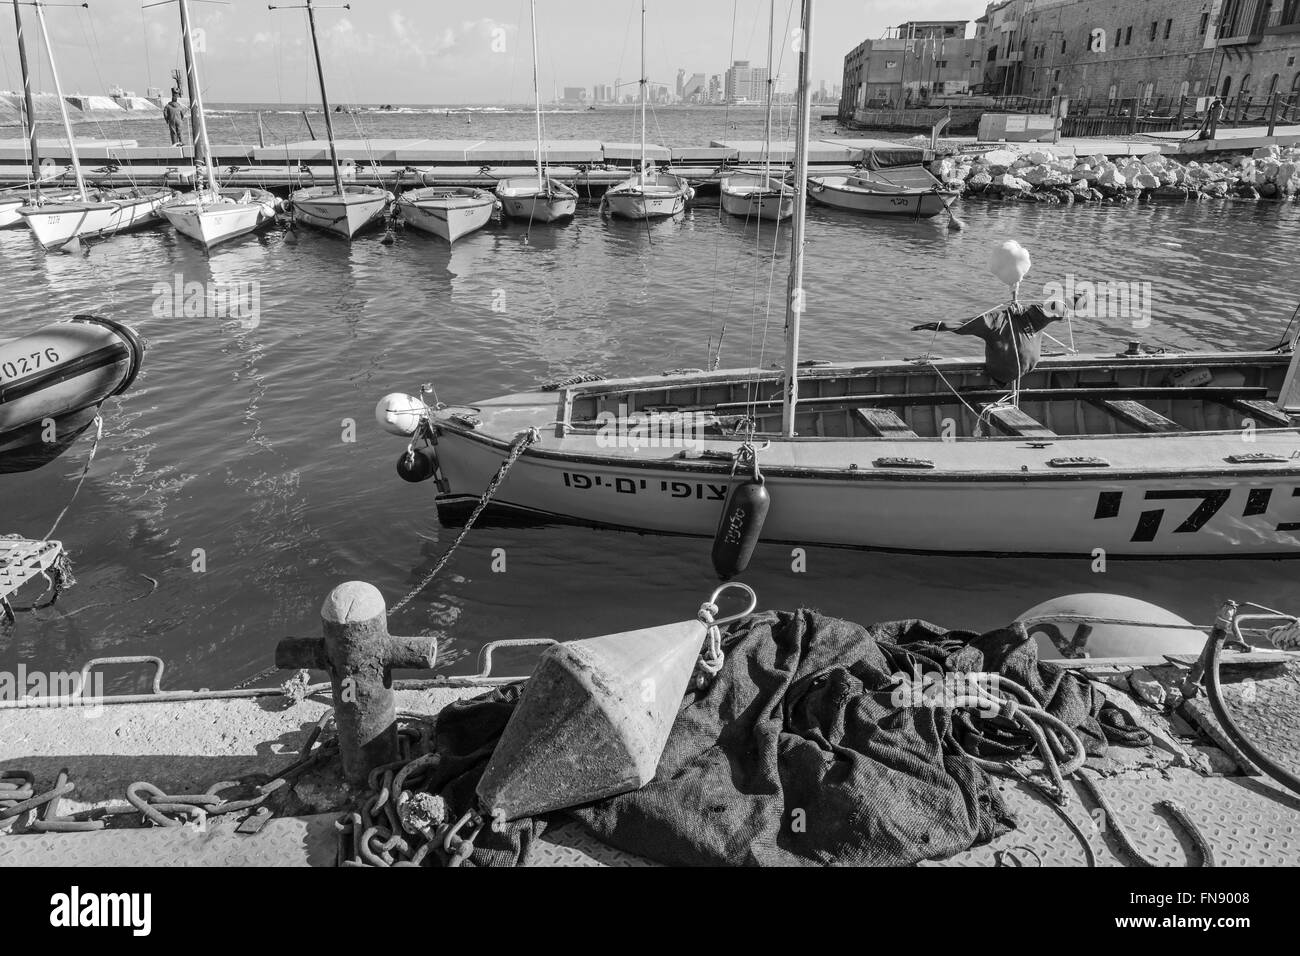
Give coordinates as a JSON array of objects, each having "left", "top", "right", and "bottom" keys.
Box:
[
  {"left": 562, "top": 471, "right": 727, "bottom": 501},
  {"left": 1094, "top": 487, "right": 1300, "bottom": 541},
  {"left": 0, "top": 348, "right": 60, "bottom": 382}
]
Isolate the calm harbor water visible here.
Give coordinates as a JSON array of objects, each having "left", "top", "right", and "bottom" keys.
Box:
[{"left": 3, "top": 108, "right": 1300, "bottom": 692}]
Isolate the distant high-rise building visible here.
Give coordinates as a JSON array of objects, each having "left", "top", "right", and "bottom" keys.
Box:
[
  {"left": 675, "top": 68, "right": 686, "bottom": 100},
  {"left": 683, "top": 72, "right": 707, "bottom": 103},
  {"left": 724, "top": 60, "right": 769, "bottom": 103},
  {"left": 708, "top": 74, "right": 723, "bottom": 104},
  {"left": 561, "top": 86, "right": 588, "bottom": 105}
]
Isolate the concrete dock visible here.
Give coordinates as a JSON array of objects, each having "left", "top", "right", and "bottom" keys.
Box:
[{"left": 2, "top": 652, "right": 1298, "bottom": 867}]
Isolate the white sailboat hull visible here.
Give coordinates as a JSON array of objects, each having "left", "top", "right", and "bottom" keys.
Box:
[
  {"left": 397, "top": 187, "right": 496, "bottom": 242},
  {"left": 496, "top": 178, "right": 578, "bottom": 222},
  {"left": 808, "top": 176, "right": 958, "bottom": 218},
  {"left": 19, "top": 190, "right": 172, "bottom": 250},
  {"left": 160, "top": 189, "right": 279, "bottom": 249},
  {"left": 719, "top": 175, "right": 795, "bottom": 221},
  {"left": 289, "top": 185, "right": 393, "bottom": 238},
  {"left": 0, "top": 197, "right": 24, "bottom": 229},
  {"left": 604, "top": 174, "right": 692, "bottom": 220}
]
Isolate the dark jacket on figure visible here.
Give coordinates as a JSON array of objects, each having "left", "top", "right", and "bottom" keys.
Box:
[{"left": 952, "top": 302, "right": 1061, "bottom": 385}]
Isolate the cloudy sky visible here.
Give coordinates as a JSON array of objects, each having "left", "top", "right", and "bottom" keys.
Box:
[{"left": 0, "top": 0, "right": 975, "bottom": 104}]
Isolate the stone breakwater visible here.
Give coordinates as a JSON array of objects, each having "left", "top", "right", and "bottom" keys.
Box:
[{"left": 935, "top": 145, "right": 1300, "bottom": 205}]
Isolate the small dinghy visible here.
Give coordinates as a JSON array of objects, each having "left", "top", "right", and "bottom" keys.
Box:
[
  {"left": 273, "top": 0, "right": 394, "bottom": 241},
  {"left": 496, "top": 178, "right": 579, "bottom": 223},
  {"left": 161, "top": 188, "right": 279, "bottom": 249},
  {"left": 494, "top": 0, "right": 579, "bottom": 226},
  {"left": 288, "top": 184, "right": 393, "bottom": 239},
  {"left": 0, "top": 315, "right": 144, "bottom": 473},
  {"left": 603, "top": 2, "right": 692, "bottom": 221},
  {"left": 396, "top": 187, "right": 496, "bottom": 243},
  {"left": 808, "top": 162, "right": 959, "bottom": 219},
  {"left": 719, "top": 172, "right": 794, "bottom": 221}
]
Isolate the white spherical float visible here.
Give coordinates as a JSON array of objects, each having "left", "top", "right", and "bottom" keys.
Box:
[
  {"left": 374, "top": 392, "right": 426, "bottom": 437},
  {"left": 1016, "top": 593, "right": 1207, "bottom": 660}
]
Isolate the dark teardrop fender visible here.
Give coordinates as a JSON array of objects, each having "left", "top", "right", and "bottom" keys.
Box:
[
  {"left": 711, "top": 478, "right": 771, "bottom": 580},
  {"left": 0, "top": 314, "right": 146, "bottom": 436}
]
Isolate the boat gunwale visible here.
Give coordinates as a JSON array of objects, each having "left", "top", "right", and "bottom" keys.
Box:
[
  {"left": 431, "top": 421, "right": 1300, "bottom": 484},
  {"left": 553, "top": 348, "right": 1294, "bottom": 399}
]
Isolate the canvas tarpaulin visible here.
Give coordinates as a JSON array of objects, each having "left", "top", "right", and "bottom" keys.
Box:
[{"left": 427, "top": 609, "right": 1149, "bottom": 867}]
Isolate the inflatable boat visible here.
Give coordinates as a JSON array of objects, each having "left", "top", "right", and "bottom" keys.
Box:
[{"left": 0, "top": 315, "right": 144, "bottom": 473}]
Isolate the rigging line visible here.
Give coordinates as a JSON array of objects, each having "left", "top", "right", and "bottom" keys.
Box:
[
  {"left": 139, "top": 3, "right": 153, "bottom": 88},
  {"left": 746, "top": 189, "right": 785, "bottom": 416},
  {"left": 77, "top": 10, "right": 141, "bottom": 191}
]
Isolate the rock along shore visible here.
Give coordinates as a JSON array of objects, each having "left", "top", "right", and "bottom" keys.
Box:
[{"left": 935, "top": 144, "right": 1300, "bottom": 205}]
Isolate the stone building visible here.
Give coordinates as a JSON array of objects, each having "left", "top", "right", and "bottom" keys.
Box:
[
  {"left": 971, "top": 0, "right": 1300, "bottom": 108},
  {"left": 839, "top": 21, "right": 979, "bottom": 117}
]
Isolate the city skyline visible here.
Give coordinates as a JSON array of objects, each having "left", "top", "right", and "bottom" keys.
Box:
[{"left": 0, "top": 0, "right": 965, "bottom": 105}]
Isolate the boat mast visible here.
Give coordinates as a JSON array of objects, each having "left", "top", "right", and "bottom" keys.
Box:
[
  {"left": 12, "top": 1, "right": 40, "bottom": 185},
  {"left": 529, "top": 0, "right": 543, "bottom": 189},
  {"left": 297, "top": 0, "right": 345, "bottom": 196},
  {"left": 761, "top": 0, "right": 774, "bottom": 183},
  {"left": 639, "top": 0, "right": 647, "bottom": 183},
  {"left": 177, "top": 0, "right": 218, "bottom": 194},
  {"left": 31, "top": 0, "right": 86, "bottom": 201},
  {"left": 781, "top": 0, "right": 813, "bottom": 439}
]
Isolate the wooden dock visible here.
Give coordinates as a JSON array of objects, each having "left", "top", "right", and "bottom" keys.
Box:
[{"left": 0, "top": 137, "right": 912, "bottom": 191}]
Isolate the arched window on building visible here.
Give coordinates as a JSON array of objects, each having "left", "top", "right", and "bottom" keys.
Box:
[
  {"left": 1143, "top": 82, "right": 1154, "bottom": 105},
  {"left": 1179, "top": 80, "right": 1190, "bottom": 100},
  {"left": 1221, "top": 75, "right": 1233, "bottom": 97},
  {"left": 1293, "top": 72, "right": 1300, "bottom": 92},
  {"left": 1108, "top": 83, "right": 1118, "bottom": 102},
  {"left": 1268, "top": 74, "right": 1281, "bottom": 95},
  {"left": 1241, "top": 73, "right": 1253, "bottom": 96}
]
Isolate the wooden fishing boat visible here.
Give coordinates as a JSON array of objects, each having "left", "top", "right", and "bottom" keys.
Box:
[
  {"left": 808, "top": 163, "right": 959, "bottom": 219},
  {"left": 0, "top": 314, "right": 144, "bottom": 473},
  {"left": 275, "top": 0, "right": 393, "bottom": 240},
  {"left": 495, "top": 0, "right": 579, "bottom": 225},
  {"left": 378, "top": 0, "right": 1300, "bottom": 562},
  {"left": 156, "top": 0, "right": 275, "bottom": 251},
  {"left": 604, "top": 1, "right": 692, "bottom": 221},
  {"left": 380, "top": 346, "right": 1300, "bottom": 559},
  {"left": 397, "top": 187, "right": 496, "bottom": 243}
]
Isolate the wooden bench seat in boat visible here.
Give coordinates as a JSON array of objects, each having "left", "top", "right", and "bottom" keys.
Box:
[
  {"left": 1211, "top": 397, "right": 1294, "bottom": 428},
  {"left": 852, "top": 407, "right": 919, "bottom": 438},
  {"left": 980, "top": 404, "right": 1057, "bottom": 439},
  {"left": 1089, "top": 398, "right": 1182, "bottom": 433}
]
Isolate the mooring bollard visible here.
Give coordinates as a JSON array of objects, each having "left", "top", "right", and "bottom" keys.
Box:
[{"left": 276, "top": 582, "right": 436, "bottom": 787}]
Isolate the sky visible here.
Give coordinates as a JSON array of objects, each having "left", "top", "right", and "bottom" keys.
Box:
[{"left": 0, "top": 0, "right": 977, "bottom": 104}]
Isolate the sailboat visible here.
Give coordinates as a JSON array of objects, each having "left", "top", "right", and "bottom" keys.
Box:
[
  {"left": 273, "top": 0, "right": 392, "bottom": 239},
  {"left": 1, "top": 1, "right": 75, "bottom": 229},
  {"left": 494, "top": 0, "right": 578, "bottom": 223},
  {"left": 719, "top": 0, "right": 793, "bottom": 222},
  {"left": 376, "top": 0, "right": 1300, "bottom": 560},
  {"left": 156, "top": 0, "right": 278, "bottom": 249},
  {"left": 603, "top": 0, "right": 692, "bottom": 220},
  {"left": 16, "top": 2, "right": 172, "bottom": 251}
]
